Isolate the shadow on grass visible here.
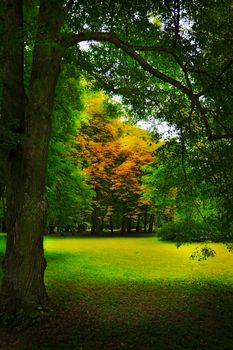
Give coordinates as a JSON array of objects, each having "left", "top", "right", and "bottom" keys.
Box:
[{"left": 1, "top": 281, "right": 232, "bottom": 350}]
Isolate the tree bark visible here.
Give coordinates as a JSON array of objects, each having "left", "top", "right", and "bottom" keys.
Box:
[{"left": 0, "top": 0, "right": 64, "bottom": 314}]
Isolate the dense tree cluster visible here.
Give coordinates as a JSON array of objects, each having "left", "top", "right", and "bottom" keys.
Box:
[{"left": 75, "top": 92, "right": 155, "bottom": 235}]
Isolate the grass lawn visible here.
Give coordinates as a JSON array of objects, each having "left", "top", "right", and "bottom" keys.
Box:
[{"left": 0, "top": 234, "right": 233, "bottom": 349}]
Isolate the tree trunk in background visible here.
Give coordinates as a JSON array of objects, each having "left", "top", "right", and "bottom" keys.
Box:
[
  {"left": 126, "top": 216, "right": 132, "bottom": 234},
  {"left": 136, "top": 215, "right": 141, "bottom": 233},
  {"left": 120, "top": 215, "right": 127, "bottom": 235},
  {"left": 91, "top": 207, "right": 101, "bottom": 235},
  {"left": 0, "top": 0, "right": 64, "bottom": 314},
  {"left": 143, "top": 206, "right": 148, "bottom": 233},
  {"left": 91, "top": 190, "right": 101, "bottom": 235},
  {"left": 148, "top": 214, "right": 155, "bottom": 233},
  {"left": 109, "top": 215, "right": 113, "bottom": 234}
]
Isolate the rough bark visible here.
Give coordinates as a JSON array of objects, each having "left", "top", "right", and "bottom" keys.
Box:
[{"left": 0, "top": 0, "right": 64, "bottom": 314}]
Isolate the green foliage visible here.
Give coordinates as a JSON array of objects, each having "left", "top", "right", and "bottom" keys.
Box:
[
  {"left": 47, "top": 140, "right": 93, "bottom": 229},
  {"left": 156, "top": 221, "right": 213, "bottom": 243},
  {"left": 46, "top": 67, "right": 94, "bottom": 230},
  {"left": 143, "top": 134, "right": 233, "bottom": 242},
  {"left": 190, "top": 246, "right": 216, "bottom": 261}
]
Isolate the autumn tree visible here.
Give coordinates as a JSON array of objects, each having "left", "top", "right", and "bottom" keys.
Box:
[
  {"left": 111, "top": 124, "right": 155, "bottom": 234},
  {"left": 76, "top": 93, "right": 155, "bottom": 234},
  {"left": 76, "top": 92, "right": 122, "bottom": 235}
]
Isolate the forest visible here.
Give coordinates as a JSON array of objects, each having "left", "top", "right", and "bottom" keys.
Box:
[{"left": 1, "top": 0, "right": 233, "bottom": 349}]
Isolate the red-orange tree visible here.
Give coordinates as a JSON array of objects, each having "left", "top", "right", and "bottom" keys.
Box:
[
  {"left": 111, "top": 124, "right": 154, "bottom": 233},
  {"left": 76, "top": 94, "right": 155, "bottom": 234}
]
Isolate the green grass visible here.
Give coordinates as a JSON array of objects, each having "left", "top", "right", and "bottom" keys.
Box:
[
  {"left": 44, "top": 236, "right": 233, "bottom": 286},
  {"left": 1, "top": 234, "right": 233, "bottom": 349}
]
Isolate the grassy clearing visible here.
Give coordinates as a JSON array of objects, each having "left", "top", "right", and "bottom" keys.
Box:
[{"left": 0, "top": 235, "right": 233, "bottom": 349}]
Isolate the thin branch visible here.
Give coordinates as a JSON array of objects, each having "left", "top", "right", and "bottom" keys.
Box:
[
  {"left": 216, "top": 59, "right": 233, "bottom": 80},
  {"left": 191, "top": 63, "right": 233, "bottom": 98},
  {"left": 204, "top": 110, "right": 229, "bottom": 133}
]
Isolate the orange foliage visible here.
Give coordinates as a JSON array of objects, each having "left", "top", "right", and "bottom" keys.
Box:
[{"left": 75, "top": 94, "right": 155, "bottom": 216}]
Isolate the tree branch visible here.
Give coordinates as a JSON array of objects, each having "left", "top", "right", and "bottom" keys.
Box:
[
  {"left": 64, "top": 31, "right": 233, "bottom": 141},
  {"left": 64, "top": 31, "right": 194, "bottom": 98}
]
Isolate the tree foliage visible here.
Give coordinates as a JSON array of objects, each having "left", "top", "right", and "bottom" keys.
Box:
[{"left": 76, "top": 92, "right": 155, "bottom": 234}]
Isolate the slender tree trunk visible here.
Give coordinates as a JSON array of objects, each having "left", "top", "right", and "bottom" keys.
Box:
[
  {"left": 148, "top": 214, "right": 155, "bottom": 233},
  {"left": 91, "top": 207, "right": 101, "bottom": 235},
  {"left": 126, "top": 215, "right": 132, "bottom": 234},
  {"left": 91, "top": 190, "right": 101, "bottom": 235},
  {"left": 143, "top": 206, "right": 148, "bottom": 233},
  {"left": 0, "top": 0, "right": 64, "bottom": 314},
  {"left": 109, "top": 215, "right": 113, "bottom": 234},
  {"left": 120, "top": 215, "right": 127, "bottom": 235},
  {"left": 136, "top": 214, "right": 141, "bottom": 233}
]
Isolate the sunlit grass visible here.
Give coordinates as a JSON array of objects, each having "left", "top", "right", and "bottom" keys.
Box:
[
  {"left": 1, "top": 234, "right": 233, "bottom": 286},
  {"left": 43, "top": 236, "right": 233, "bottom": 287}
]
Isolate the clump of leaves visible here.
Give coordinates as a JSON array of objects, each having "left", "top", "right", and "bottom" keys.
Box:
[{"left": 190, "top": 246, "right": 216, "bottom": 261}]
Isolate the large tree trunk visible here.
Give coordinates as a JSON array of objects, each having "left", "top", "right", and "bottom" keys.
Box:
[{"left": 0, "top": 0, "right": 64, "bottom": 314}]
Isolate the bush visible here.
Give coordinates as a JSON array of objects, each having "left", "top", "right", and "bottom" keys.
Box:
[{"left": 157, "top": 221, "right": 214, "bottom": 243}]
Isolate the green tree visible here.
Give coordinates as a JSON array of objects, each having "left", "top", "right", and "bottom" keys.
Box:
[{"left": 47, "top": 66, "right": 93, "bottom": 233}]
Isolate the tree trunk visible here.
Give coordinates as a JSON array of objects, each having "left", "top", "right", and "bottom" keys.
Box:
[
  {"left": 126, "top": 216, "right": 132, "bottom": 234},
  {"left": 120, "top": 215, "right": 127, "bottom": 235},
  {"left": 148, "top": 214, "right": 155, "bottom": 233},
  {"left": 91, "top": 207, "right": 101, "bottom": 235},
  {"left": 91, "top": 190, "right": 101, "bottom": 235},
  {"left": 136, "top": 215, "right": 141, "bottom": 233},
  {"left": 143, "top": 206, "right": 148, "bottom": 233},
  {"left": 109, "top": 215, "right": 113, "bottom": 234},
  {"left": 0, "top": 0, "right": 64, "bottom": 314}
]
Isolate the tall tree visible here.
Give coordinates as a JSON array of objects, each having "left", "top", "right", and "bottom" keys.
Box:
[{"left": 0, "top": 0, "right": 66, "bottom": 313}]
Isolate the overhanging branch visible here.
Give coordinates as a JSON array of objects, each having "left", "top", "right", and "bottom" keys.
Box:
[
  {"left": 64, "top": 32, "right": 193, "bottom": 97},
  {"left": 63, "top": 31, "right": 233, "bottom": 141}
]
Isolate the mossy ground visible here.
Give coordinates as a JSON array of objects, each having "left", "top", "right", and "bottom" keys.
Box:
[{"left": 0, "top": 234, "right": 233, "bottom": 349}]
